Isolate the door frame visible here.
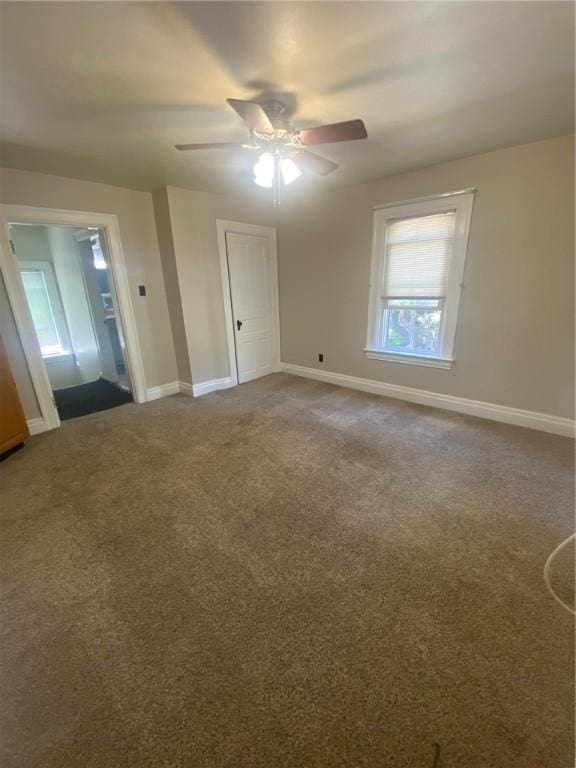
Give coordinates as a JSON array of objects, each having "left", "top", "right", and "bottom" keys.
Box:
[
  {"left": 0, "top": 204, "right": 148, "bottom": 432},
  {"left": 74, "top": 229, "right": 120, "bottom": 385},
  {"left": 216, "top": 219, "right": 280, "bottom": 387}
]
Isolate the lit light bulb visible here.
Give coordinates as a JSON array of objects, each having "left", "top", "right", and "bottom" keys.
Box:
[
  {"left": 254, "top": 175, "right": 273, "bottom": 188},
  {"left": 281, "top": 157, "right": 302, "bottom": 185},
  {"left": 253, "top": 152, "right": 303, "bottom": 189},
  {"left": 253, "top": 152, "right": 274, "bottom": 187}
]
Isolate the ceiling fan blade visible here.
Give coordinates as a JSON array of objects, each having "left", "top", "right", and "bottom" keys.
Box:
[
  {"left": 227, "top": 99, "right": 274, "bottom": 134},
  {"left": 175, "top": 142, "right": 246, "bottom": 151},
  {"left": 298, "top": 119, "right": 367, "bottom": 146},
  {"left": 291, "top": 151, "right": 339, "bottom": 176}
]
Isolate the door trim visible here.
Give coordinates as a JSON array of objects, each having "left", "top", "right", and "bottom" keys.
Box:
[
  {"left": 216, "top": 219, "right": 280, "bottom": 387},
  {"left": 0, "top": 205, "right": 148, "bottom": 431}
]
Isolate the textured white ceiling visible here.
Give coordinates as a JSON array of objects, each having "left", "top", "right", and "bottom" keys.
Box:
[{"left": 0, "top": 1, "right": 573, "bottom": 197}]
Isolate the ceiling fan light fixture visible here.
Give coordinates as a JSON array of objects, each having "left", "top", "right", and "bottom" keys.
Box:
[
  {"left": 253, "top": 152, "right": 302, "bottom": 189},
  {"left": 253, "top": 152, "right": 274, "bottom": 187},
  {"left": 254, "top": 173, "right": 273, "bottom": 188},
  {"left": 281, "top": 157, "right": 302, "bottom": 185},
  {"left": 175, "top": 99, "right": 367, "bottom": 203}
]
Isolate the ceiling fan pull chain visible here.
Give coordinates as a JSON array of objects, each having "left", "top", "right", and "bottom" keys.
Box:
[{"left": 273, "top": 152, "right": 281, "bottom": 208}]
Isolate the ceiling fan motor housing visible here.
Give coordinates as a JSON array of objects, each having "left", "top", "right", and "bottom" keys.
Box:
[{"left": 260, "top": 100, "right": 294, "bottom": 135}]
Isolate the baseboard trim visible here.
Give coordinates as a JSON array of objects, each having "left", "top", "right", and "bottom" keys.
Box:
[
  {"left": 279, "top": 363, "right": 575, "bottom": 438},
  {"left": 179, "top": 381, "right": 194, "bottom": 397},
  {"left": 27, "top": 417, "right": 49, "bottom": 435},
  {"left": 146, "top": 378, "right": 236, "bottom": 402},
  {"left": 146, "top": 381, "right": 181, "bottom": 401},
  {"left": 191, "top": 377, "right": 235, "bottom": 398}
]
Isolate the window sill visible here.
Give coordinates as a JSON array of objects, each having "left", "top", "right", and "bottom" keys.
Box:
[
  {"left": 364, "top": 348, "right": 454, "bottom": 370},
  {"left": 43, "top": 351, "right": 75, "bottom": 365}
]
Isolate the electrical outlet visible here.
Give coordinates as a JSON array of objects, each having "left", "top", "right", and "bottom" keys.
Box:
[{"left": 318, "top": 353, "right": 324, "bottom": 363}]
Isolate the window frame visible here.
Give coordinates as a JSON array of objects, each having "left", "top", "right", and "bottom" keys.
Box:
[
  {"left": 365, "top": 190, "right": 475, "bottom": 369},
  {"left": 19, "top": 260, "right": 72, "bottom": 359}
]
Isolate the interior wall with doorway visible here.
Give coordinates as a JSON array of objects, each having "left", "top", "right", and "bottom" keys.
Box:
[
  {"left": 0, "top": 166, "right": 179, "bottom": 413},
  {"left": 153, "top": 185, "right": 278, "bottom": 388},
  {"left": 10, "top": 222, "right": 133, "bottom": 420},
  {"left": 2, "top": 174, "right": 281, "bottom": 419}
]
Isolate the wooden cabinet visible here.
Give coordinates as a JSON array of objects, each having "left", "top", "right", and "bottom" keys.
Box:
[{"left": 0, "top": 333, "right": 29, "bottom": 455}]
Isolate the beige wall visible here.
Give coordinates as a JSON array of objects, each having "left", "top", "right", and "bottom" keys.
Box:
[
  {"left": 278, "top": 134, "right": 575, "bottom": 419},
  {"left": 0, "top": 167, "right": 178, "bottom": 415},
  {"left": 3, "top": 135, "right": 572, "bottom": 422},
  {"left": 153, "top": 188, "right": 191, "bottom": 384},
  {"left": 9, "top": 224, "right": 49, "bottom": 262},
  {"left": 158, "top": 186, "right": 276, "bottom": 385}
]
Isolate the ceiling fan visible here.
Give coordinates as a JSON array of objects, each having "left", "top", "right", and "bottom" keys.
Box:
[{"left": 175, "top": 98, "right": 368, "bottom": 205}]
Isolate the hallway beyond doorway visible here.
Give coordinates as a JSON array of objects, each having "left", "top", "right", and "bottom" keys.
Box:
[
  {"left": 10, "top": 221, "right": 134, "bottom": 422},
  {"left": 53, "top": 378, "right": 132, "bottom": 420}
]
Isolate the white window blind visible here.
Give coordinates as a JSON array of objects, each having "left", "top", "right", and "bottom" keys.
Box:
[{"left": 383, "top": 211, "right": 456, "bottom": 298}]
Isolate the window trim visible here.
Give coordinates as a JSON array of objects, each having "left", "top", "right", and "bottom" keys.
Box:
[
  {"left": 364, "top": 349, "right": 454, "bottom": 369},
  {"left": 365, "top": 190, "right": 475, "bottom": 368},
  {"left": 19, "top": 260, "right": 72, "bottom": 358}
]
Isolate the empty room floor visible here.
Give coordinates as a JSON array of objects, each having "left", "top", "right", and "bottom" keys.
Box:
[{"left": 1, "top": 374, "right": 573, "bottom": 768}]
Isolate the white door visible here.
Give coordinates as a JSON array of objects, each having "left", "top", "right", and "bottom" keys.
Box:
[{"left": 226, "top": 232, "right": 277, "bottom": 384}]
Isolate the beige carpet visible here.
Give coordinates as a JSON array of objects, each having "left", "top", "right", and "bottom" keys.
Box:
[{"left": 1, "top": 373, "right": 574, "bottom": 768}]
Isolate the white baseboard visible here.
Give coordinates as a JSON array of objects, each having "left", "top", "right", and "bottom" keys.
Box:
[
  {"left": 146, "top": 378, "right": 236, "bottom": 402},
  {"left": 191, "top": 377, "right": 235, "bottom": 398},
  {"left": 279, "top": 363, "right": 575, "bottom": 438},
  {"left": 179, "top": 381, "right": 194, "bottom": 397},
  {"left": 146, "top": 381, "right": 181, "bottom": 401},
  {"left": 27, "top": 417, "right": 49, "bottom": 435}
]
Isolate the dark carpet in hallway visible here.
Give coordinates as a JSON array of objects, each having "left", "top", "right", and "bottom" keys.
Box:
[
  {"left": 53, "top": 378, "right": 132, "bottom": 420},
  {"left": 1, "top": 374, "right": 573, "bottom": 768}
]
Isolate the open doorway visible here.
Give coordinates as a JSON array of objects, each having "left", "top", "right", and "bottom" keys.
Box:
[{"left": 10, "top": 222, "right": 133, "bottom": 420}]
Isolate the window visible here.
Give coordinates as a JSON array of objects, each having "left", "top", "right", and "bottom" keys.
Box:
[
  {"left": 20, "top": 261, "right": 71, "bottom": 358},
  {"left": 366, "top": 190, "right": 474, "bottom": 369}
]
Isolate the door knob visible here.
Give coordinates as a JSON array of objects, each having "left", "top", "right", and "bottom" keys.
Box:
[{"left": 236, "top": 319, "right": 243, "bottom": 331}]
